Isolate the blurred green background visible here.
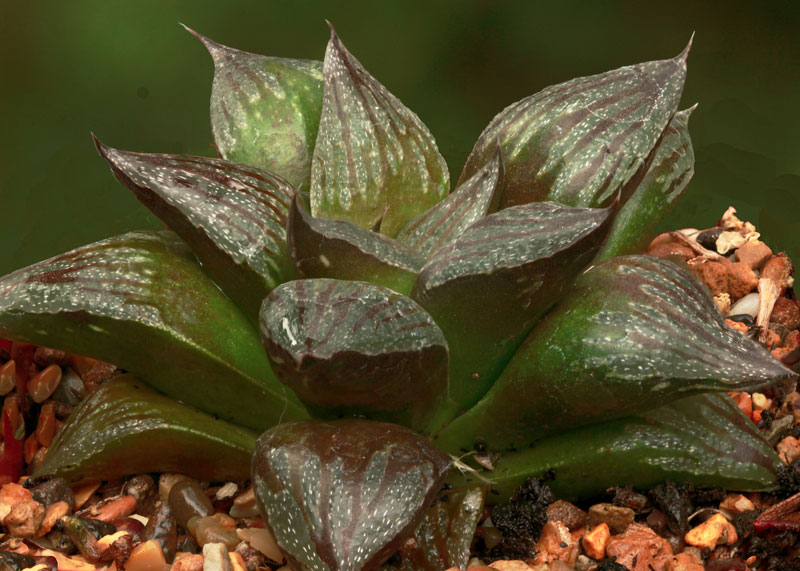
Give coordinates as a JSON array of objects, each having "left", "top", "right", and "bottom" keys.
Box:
[{"left": 1, "top": 1, "right": 798, "bottom": 274}]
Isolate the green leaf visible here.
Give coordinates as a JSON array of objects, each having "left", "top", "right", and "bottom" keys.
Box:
[
  {"left": 310, "top": 25, "right": 449, "bottom": 237},
  {"left": 396, "top": 148, "right": 505, "bottom": 259},
  {"left": 413, "top": 201, "right": 614, "bottom": 428},
  {"left": 252, "top": 419, "right": 452, "bottom": 570},
  {"left": 383, "top": 487, "right": 486, "bottom": 571},
  {"left": 459, "top": 40, "right": 690, "bottom": 209},
  {"left": 260, "top": 279, "right": 448, "bottom": 430},
  {"left": 287, "top": 196, "right": 424, "bottom": 296},
  {"left": 447, "top": 393, "right": 781, "bottom": 503},
  {"left": 186, "top": 26, "right": 323, "bottom": 192},
  {"left": 436, "top": 255, "right": 796, "bottom": 453},
  {"left": 596, "top": 107, "right": 696, "bottom": 260},
  {"left": 94, "top": 138, "right": 297, "bottom": 320},
  {"left": 0, "top": 231, "right": 307, "bottom": 431},
  {"left": 34, "top": 375, "right": 257, "bottom": 484}
]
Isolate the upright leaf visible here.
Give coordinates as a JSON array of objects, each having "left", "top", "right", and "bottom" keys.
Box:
[
  {"left": 396, "top": 149, "right": 505, "bottom": 259},
  {"left": 35, "top": 376, "right": 257, "bottom": 484},
  {"left": 413, "top": 201, "right": 614, "bottom": 428},
  {"left": 0, "top": 232, "right": 307, "bottom": 431},
  {"left": 260, "top": 279, "right": 448, "bottom": 431},
  {"left": 95, "top": 139, "right": 297, "bottom": 319},
  {"left": 447, "top": 394, "right": 781, "bottom": 502},
  {"left": 287, "top": 197, "right": 424, "bottom": 296},
  {"left": 436, "top": 255, "right": 796, "bottom": 453},
  {"left": 459, "top": 41, "right": 690, "bottom": 209},
  {"left": 596, "top": 107, "right": 696, "bottom": 260},
  {"left": 311, "top": 25, "right": 449, "bottom": 237},
  {"left": 186, "top": 26, "right": 323, "bottom": 191},
  {"left": 252, "top": 419, "right": 452, "bottom": 570}
]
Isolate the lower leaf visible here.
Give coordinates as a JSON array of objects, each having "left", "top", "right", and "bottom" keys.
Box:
[
  {"left": 34, "top": 375, "right": 257, "bottom": 484},
  {"left": 252, "top": 419, "right": 452, "bottom": 571},
  {"left": 447, "top": 393, "right": 782, "bottom": 503}
]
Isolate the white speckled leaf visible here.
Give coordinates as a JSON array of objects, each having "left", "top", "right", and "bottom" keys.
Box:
[
  {"left": 436, "top": 255, "right": 797, "bottom": 453},
  {"left": 35, "top": 375, "right": 257, "bottom": 484},
  {"left": 260, "top": 279, "right": 448, "bottom": 430},
  {"left": 396, "top": 149, "right": 505, "bottom": 259},
  {"left": 252, "top": 420, "right": 452, "bottom": 571},
  {"left": 459, "top": 41, "right": 690, "bottom": 209},
  {"left": 95, "top": 138, "right": 297, "bottom": 319},
  {"left": 596, "top": 107, "right": 696, "bottom": 260},
  {"left": 446, "top": 393, "right": 782, "bottom": 502},
  {"left": 186, "top": 26, "right": 323, "bottom": 191},
  {"left": 383, "top": 487, "right": 486, "bottom": 571},
  {"left": 310, "top": 26, "right": 449, "bottom": 237},
  {"left": 0, "top": 231, "right": 307, "bottom": 431},
  {"left": 413, "top": 201, "right": 615, "bottom": 427},
  {"left": 287, "top": 196, "right": 424, "bottom": 296}
]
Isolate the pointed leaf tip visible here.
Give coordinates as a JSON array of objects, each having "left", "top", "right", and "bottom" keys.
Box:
[
  {"left": 676, "top": 33, "right": 694, "bottom": 66},
  {"left": 311, "top": 28, "right": 449, "bottom": 236},
  {"left": 181, "top": 24, "right": 225, "bottom": 61},
  {"left": 206, "top": 34, "right": 323, "bottom": 191}
]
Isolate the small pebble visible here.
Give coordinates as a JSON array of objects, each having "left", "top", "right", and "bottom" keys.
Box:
[
  {"left": 0, "top": 360, "right": 16, "bottom": 395},
  {"left": 3, "top": 499, "right": 45, "bottom": 538},
  {"left": 684, "top": 514, "right": 737, "bottom": 550},
  {"left": 728, "top": 292, "right": 760, "bottom": 318},
  {"left": 169, "top": 479, "right": 215, "bottom": 529},
  {"left": 581, "top": 522, "right": 609, "bottom": 560},
  {"left": 127, "top": 539, "right": 168, "bottom": 571},
  {"left": 696, "top": 228, "right": 722, "bottom": 251},
  {"left": 28, "top": 365, "right": 63, "bottom": 403},
  {"left": 202, "top": 543, "right": 232, "bottom": 571},
  {"left": 587, "top": 503, "right": 634, "bottom": 534},
  {"left": 236, "top": 527, "right": 283, "bottom": 564}
]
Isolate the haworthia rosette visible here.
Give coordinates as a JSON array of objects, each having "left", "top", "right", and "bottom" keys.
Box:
[
  {"left": 186, "top": 26, "right": 323, "bottom": 191},
  {"left": 0, "top": 231, "right": 307, "bottom": 431},
  {"left": 595, "top": 107, "right": 696, "bottom": 260},
  {"left": 436, "top": 255, "right": 796, "bottom": 453},
  {"left": 260, "top": 279, "right": 448, "bottom": 431},
  {"left": 252, "top": 420, "right": 452, "bottom": 570},
  {"left": 396, "top": 148, "right": 505, "bottom": 259},
  {"left": 287, "top": 196, "right": 425, "bottom": 296},
  {"left": 413, "top": 201, "right": 615, "bottom": 428},
  {"left": 95, "top": 138, "right": 297, "bottom": 320},
  {"left": 310, "top": 25, "right": 450, "bottom": 237},
  {"left": 35, "top": 375, "right": 257, "bottom": 484},
  {"left": 459, "top": 40, "right": 690, "bottom": 209},
  {"left": 446, "top": 393, "right": 782, "bottom": 502}
]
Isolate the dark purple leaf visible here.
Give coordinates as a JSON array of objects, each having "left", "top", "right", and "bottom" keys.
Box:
[
  {"left": 310, "top": 25, "right": 449, "bottom": 237},
  {"left": 385, "top": 487, "right": 486, "bottom": 570},
  {"left": 396, "top": 148, "right": 505, "bottom": 259},
  {"left": 252, "top": 419, "right": 452, "bottom": 570},
  {"left": 95, "top": 138, "right": 297, "bottom": 319},
  {"left": 287, "top": 196, "right": 424, "bottom": 296},
  {"left": 260, "top": 279, "right": 448, "bottom": 430}
]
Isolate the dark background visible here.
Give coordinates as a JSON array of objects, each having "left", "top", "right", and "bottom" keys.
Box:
[{"left": 1, "top": 1, "right": 798, "bottom": 274}]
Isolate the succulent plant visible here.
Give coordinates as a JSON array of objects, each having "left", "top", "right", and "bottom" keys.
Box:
[{"left": 0, "top": 24, "right": 795, "bottom": 570}]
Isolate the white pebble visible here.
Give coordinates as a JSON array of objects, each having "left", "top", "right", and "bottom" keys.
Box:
[
  {"left": 728, "top": 292, "right": 760, "bottom": 318},
  {"left": 202, "top": 543, "right": 232, "bottom": 571}
]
